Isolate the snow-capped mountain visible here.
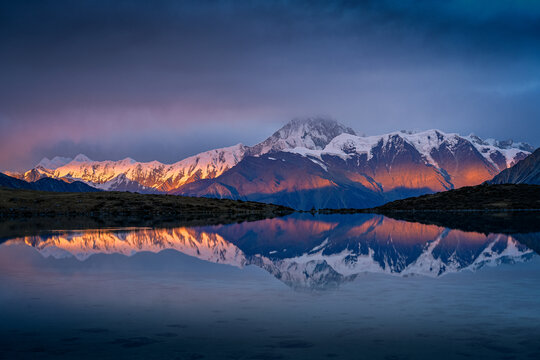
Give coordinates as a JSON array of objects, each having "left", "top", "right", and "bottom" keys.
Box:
[
  {"left": 489, "top": 147, "right": 540, "bottom": 185},
  {"left": 37, "top": 156, "right": 73, "bottom": 170},
  {"left": 9, "top": 117, "right": 532, "bottom": 207},
  {"left": 0, "top": 172, "right": 100, "bottom": 192},
  {"left": 10, "top": 214, "right": 536, "bottom": 289},
  {"left": 248, "top": 117, "right": 357, "bottom": 155},
  {"left": 12, "top": 144, "right": 249, "bottom": 193},
  {"left": 316, "top": 129, "right": 530, "bottom": 173},
  {"left": 174, "top": 119, "right": 531, "bottom": 208}
]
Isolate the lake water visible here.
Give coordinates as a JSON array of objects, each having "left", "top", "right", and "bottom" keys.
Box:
[{"left": 1, "top": 213, "right": 540, "bottom": 359}]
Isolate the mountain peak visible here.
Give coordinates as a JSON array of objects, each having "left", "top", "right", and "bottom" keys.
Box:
[
  {"left": 36, "top": 157, "right": 51, "bottom": 168},
  {"left": 489, "top": 147, "right": 540, "bottom": 185},
  {"left": 285, "top": 117, "right": 356, "bottom": 136},
  {"left": 119, "top": 157, "right": 137, "bottom": 164},
  {"left": 37, "top": 156, "right": 73, "bottom": 170},
  {"left": 72, "top": 154, "right": 92, "bottom": 162},
  {"left": 251, "top": 117, "right": 356, "bottom": 155},
  {"left": 467, "top": 134, "right": 534, "bottom": 152}
]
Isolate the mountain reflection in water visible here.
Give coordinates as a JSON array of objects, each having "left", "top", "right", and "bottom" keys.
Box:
[{"left": 9, "top": 214, "right": 538, "bottom": 289}]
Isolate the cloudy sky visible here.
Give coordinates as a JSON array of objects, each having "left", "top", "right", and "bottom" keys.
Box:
[{"left": 1, "top": 0, "right": 539, "bottom": 170}]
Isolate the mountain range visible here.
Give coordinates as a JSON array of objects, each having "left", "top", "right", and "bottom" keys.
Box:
[
  {"left": 489, "top": 147, "right": 540, "bottom": 185},
  {"left": 0, "top": 172, "right": 100, "bottom": 193},
  {"left": 5, "top": 118, "right": 535, "bottom": 209}
]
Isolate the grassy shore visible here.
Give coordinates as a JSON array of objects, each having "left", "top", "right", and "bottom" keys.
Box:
[
  {"left": 2, "top": 184, "right": 539, "bottom": 240},
  {"left": 0, "top": 187, "right": 294, "bottom": 239},
  {"left": 317, "top": 184, "right": 540, "bottom": 235},
  {"left": 0, "top": 186, "right": 293, "bottom": 217},
  {"left": 373, "top": 184, "right": 540, "bottom": 211},
  {"left": 372, "top": 184, "right": 540, "bottom": 235},
  {"left": 317, "top": 184, "right": 540, "bottom": 213}
]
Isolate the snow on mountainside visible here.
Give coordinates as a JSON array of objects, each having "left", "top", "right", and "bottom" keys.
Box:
[
  {"left": 9, "top": 118, "right": 533, "bottom": 203},
  {"left": 489, "top": 147, "right": 540, "bottom": 185},
  {"left": 285, "top": 129, "right": 530, "bottom": 173},
  {"left": 14, "top": 144, "right": 249, "bottom": 193},
  {"left": 466, "top": 134, "right": 533, "bottom": 169},
  {"left": 162, "top": 143, "right": 248, "bottom": 191},
  {"left": 0, "top": 172, "right": 100, "bottom": 192},
  {"left": 173, "top": 122, "right": 531, "bottom": 209},
  {"left": 37, "top": 156, "right": 73, "bottom": 170},
  {"left": 248, "top": 117, "right": 356, "bottom": 155}
]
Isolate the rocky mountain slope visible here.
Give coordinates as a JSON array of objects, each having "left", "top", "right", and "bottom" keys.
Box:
[
  {"left": 9, "top": 145, "right": 249, "bottom": 193},
  {"left": 0, "top": 172, "right": 100, "bottom": 192},
  {"left": 489, "top": 147, "right": 540, "bottom": 185},
  {"left": 173, "top": 119, "right": 532, "bottom": 208}
]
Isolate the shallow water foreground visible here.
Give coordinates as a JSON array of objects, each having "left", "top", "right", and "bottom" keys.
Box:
[{"left": 1, "top": 213, "right": 540, "bottom": 360}]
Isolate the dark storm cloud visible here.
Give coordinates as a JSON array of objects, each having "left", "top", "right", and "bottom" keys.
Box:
[{"left": 0, "top": 0, "right": 539, "bottom": 170}]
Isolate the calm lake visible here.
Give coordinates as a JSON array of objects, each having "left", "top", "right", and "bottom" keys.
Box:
[{"left": 1, "top": 213, "right": 540, "bottom": 359}]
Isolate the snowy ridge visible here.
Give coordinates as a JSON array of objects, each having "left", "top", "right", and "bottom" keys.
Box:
[
  {"left": 249, "top": 117, "right": 356, "bottom": 155},
  {"left": 163, "top": 143, "right": 248, "bottom": 189},
  {"left": 10, "top": 118, "right": 533, "bottom": 193},
  {"left": 284, "top": 129, "right": 530, "bottom": 172},
  {"left": 37, "top": 156, "right": 73, "bottom": 170},
  {"left": 465, "top": 134, "right": 532, "bottom": 168},
  {"left": 28, "top": 144, "right": 249, "bottom": 192}
]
